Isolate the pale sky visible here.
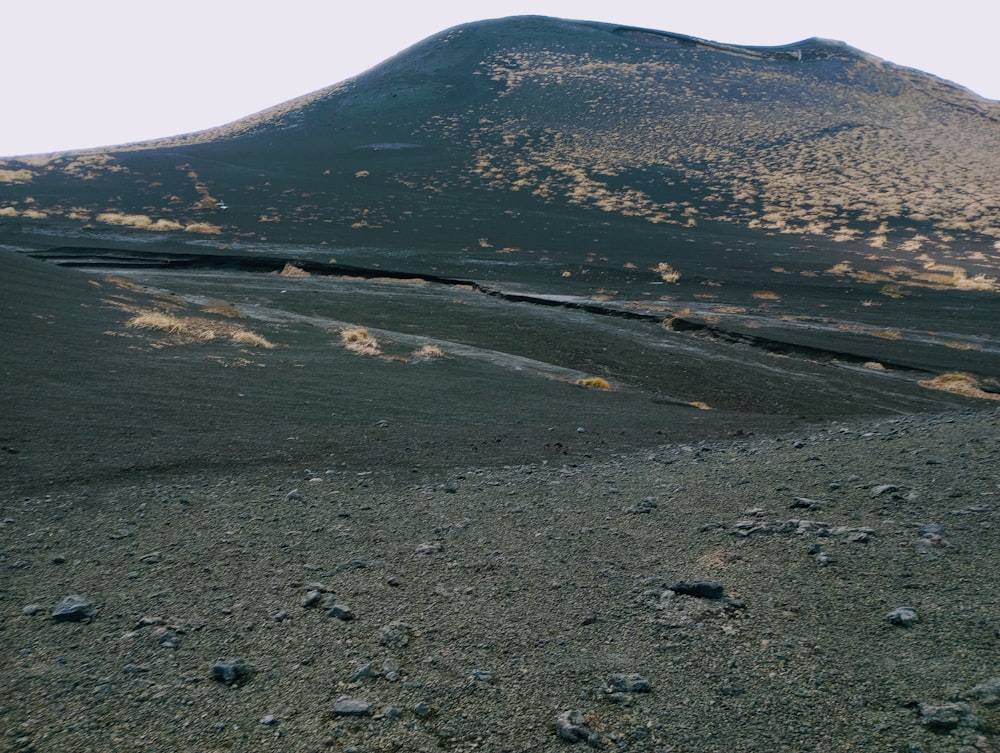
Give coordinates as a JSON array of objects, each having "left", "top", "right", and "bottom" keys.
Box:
[{"left": 3, "top": 0, "right": 997, "bottom": 157}]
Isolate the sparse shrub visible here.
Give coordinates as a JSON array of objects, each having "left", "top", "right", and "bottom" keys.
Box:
[
  {"left": 688, "top": 401, "right": 713, "bottom": 410},
  {"left": 412, "top": 344, "right": 445, "bottom": 358},
  {"left": 653, "top": 262, "right": 681, "bottom": 283},
  {"left": 751, "top": 290, "right": 781, "bottom": 301},
  {"left": 340, "top": 327, "right": 381, "bottom": 355},
  {"left": 184, "top": 222, "right": 222, "bottom": 234},
  {"left": 125, "top": 308, "right": 273, "bottom": 347},
  {"left": 231, "top": 330, "right": 275, "bottom": 348},
  {"left": 576, "top": 377, "right": 611, "bottom": 390},
  {"left": 278, "top": 262, "right": 310, "bottom": 277},
  {"left": 879, "top": 284, "right": 910, "bottom": 299},
  {"left": 918, "top": 372, "right": 1000, "bottom": 400}
]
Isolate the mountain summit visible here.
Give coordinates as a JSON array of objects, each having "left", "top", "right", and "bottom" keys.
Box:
[{"left": 2, "top": 15, "right": 999, "bottom": 275}]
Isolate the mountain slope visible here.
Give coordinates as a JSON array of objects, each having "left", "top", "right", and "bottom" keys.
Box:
[{"left": 2, "top": 15, "right": 999, "bottom": 274}]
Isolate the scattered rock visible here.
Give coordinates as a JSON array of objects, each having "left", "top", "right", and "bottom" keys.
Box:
[
  {"left": 378, "top": 620, "right": 413, "bottom": 648},
  {"left": 967, "top": 676, "right": 1000, "bottom": 706},
  {"left": 668, "top": 580, "right": 725, "bottom": 599},
  {"left": 327, "top": 602, "right": 354, "bottom": 621},
  {"left": 606, "top": 673, "right": 652, "bottom": 693},
  {"left": 415, "top": 541, "right": 443, "bottom": 555},
  {"left": 626, "top": 497, "right": 658, "bottom": 514},
  {"left": 21, "top": 603, "right": 42, "bottom": 616},
  {"left": 332, "top": 696, "right": 372, "bottom": 716},
  {"left": 348, "top": 663, "right": 374, "bottom": 682},
  {"left": 51, "top": 594, "right": 96, "bottom": 623},
  {"left": 870, "top": 484, "right": 900, "bottom": 498},
  {"left": 413, "top": 700, "right": 432, "bottom": 718},
  {"left": 886, "top": 606, "right": 919, "bottom": 628},
  {"left": 383, "top": 706, "right": 404, "bottom": 719},
  {"left": 790, "top": 497, "right": 825, "bottom": 510},
  {"left": 212, "top": 658, "right": 248, "bottom": 686},
  {"left": 814, "top": 550, "right": 836, "bottom": 566},
  {"left": 555, "top": 709, "right": 601, "bottom": 745},
  {"left": 919, "top": 701, "right": 978, "bottom": 732},
  {"left": 259, "top": 714, "right": 279, "bottom": 726},
  {"left": 300, "top": 590, "right": 324, "bottom": 608}
]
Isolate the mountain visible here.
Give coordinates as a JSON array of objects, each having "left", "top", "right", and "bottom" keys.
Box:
[{"left": 2, "top": 16, "right": 999, "bottom": 486}]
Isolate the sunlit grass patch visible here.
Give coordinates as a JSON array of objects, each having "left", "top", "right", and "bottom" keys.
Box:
[
  {"left": 688, "top": 401, "right": 714, "bottom": 410},
  {"left": 412, "top": 344, "right": 445, "bottom": 358},
  {"left": 278, "top": 262, "right": 310, "bottom": 277},
  {"left": 918, "top": 372, "right": 1000, "bottom": 400},
  {"left": 576, "top": 377, "right": 612, "bottom": 390},
  {"left": 339, "top": 327, "right": 381, "bottom": 355},
  {"left": 125, "top": 309, "right": 274, "bottom": 347}
]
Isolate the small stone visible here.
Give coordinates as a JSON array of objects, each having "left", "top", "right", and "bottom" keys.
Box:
[
  {"left": 348, "top": 663, "right": 373, "bottom": 682},
  {"left": 918, "top": 523, "right": 946, "bottom": 537},
  {"left": 967, "top": 676, "right": 1000, "bottom": 706},
  {"left": 413, "top": 700, "right": 432, "bottom": 718},
  {"left": 332, "top": 696, "right": 372, "bottom": 716},
  {"left": 415, "top": 542, "right": 443, "bottom": 555},
  {"left": 211, "top": 658, "right": 248, "bottom": 686},
  {"left": 627, "top": 497, "right": 658, "bottom": 514},
  {"left": 887, "top": 606, "right": 919, "bottom": 627},
  {"left": 270, "top": 609, "right": 291, "bottom": 622},
  {"left": 378, "top": 620, "right": 413, "bottom": 648},
  {"left": 919, "top": 701, "right": 977, "bottom": 731},
  {"left": 51, "top": 594, "right": 96, "bottom": 623},
  {"left": 606, "top": 673, "right": 652, "bottom": 693},
  {"left": 668, "top": 580, "right": 725, "bottom": 599},
  {"left": 383, "top": 706, "right": 403, "bottom": 719},
  {"left": 259, "top": 714, "right": 278, "bottom": 726},
  {"left": 815, "top": 551, "right": 836, "bottom": 566},
  {"left": 470, "top": 668, "right": 494, "bottom": 683},
  {"left": 555, "top": 709, "right": 598, "bottom": 743},
  {"left": 21, "top": 604, "right": 42, "bottom": 616},
  {"left": 300, "top": 590, "right": 324, "bottom": 608},
  {"left": 139, "top": 551, "right": 162, "bottom": 564},
  {"left": 327, "top": 602, "right": 354, "bottom": 621},
  {"left": 790, "top": 497, "right": 824, "bottom": 510},
  {"left": 870, "top": 484, "right": 899, "bottom": 497}
]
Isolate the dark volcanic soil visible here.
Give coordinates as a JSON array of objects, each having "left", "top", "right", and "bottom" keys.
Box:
[{"left": 2, "top": 247, "right": 999, "bottom": 752}]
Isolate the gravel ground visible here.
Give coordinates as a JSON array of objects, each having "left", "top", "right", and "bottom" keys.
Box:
[{"left": 2, "top": 408, "right": 998, "bottom": 752}]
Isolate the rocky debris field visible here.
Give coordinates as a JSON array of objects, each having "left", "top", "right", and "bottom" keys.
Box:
[{"left": 1, "top": 408, "right": 998, "bottom": 752}]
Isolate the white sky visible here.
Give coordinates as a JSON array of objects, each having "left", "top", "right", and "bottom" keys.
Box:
[{"left": 3, "top": 0, "right": 997, "bottom": 157}]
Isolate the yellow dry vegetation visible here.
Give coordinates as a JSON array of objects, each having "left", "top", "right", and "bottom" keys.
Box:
[
  {"left": 576, "top": 377, "right": 612, "bottom": 390},
  {"left": 339, "top": 327, "right": 381, "bottom": 356},
  {"left": 0, "top": 169, "right": 34, "bottom": 184},
  {"left": 125, "top": 310, "right": 275, "bottom": 348},
  {"left": 412, "top": 344, "right": 445, "bottom": 358},
  {"left": 96, "top": 212, "right": 183, "bottom": 231},
  {"left": 653, "top": 262, "right": 681, "bottom": 283},
  {"left": 278, "top": 263, "right": 310, "bottom": 277},
  {"left": 184, "top": 222, "right": 222, "bottom": 234},
  {"left": 918, "top": 372, "right": 1000, "bottom": 400}
]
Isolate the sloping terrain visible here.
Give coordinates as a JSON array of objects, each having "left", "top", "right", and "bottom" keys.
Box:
[{"left": 1, "top": 16, "right": 1000, "bottom": 753}]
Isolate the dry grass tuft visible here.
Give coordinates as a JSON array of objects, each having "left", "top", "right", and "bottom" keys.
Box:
[
  {"left": 231, "top": 330, "right": 276, "bottom": 349},
  {"left": 125, "top": 309, "right": 274, "bottom": 347},
  {"left": 202, "top": 300, "right": 245, "bottom": 318},
  {"left": 653, "top": 262, "right": 681, "bottom": 283},
  {"left": 340, "top": 327, "right": 381, "bottom": 355},
  {"left": 688, "top": 401, "right": 714, "bottom": 410},
  {"left": 918, "top": 372, "right": 1000, "bottom": 400},
  {"left": 751, "top": 290, "right": 781, "bottom": 301},
  {"left": 278, "top": 262, "right": 310, "bottom": 277},
  {"left": 412, "top": 344, "right": 445, "bottom": 358},
  {"left": 864, "top": 362, "right": 887, "bottom": 371},
  {"left": 576, "top": 377, "right": 612, "bottom": 390}
]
